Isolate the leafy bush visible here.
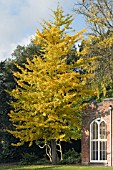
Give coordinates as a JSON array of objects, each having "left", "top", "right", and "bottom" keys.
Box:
[
  {"left": 59, "top": 148, "right": 81, "bottom": 164},
  {"left": 20, "top": 152, "right": 38, "bottom": 165},
  {"left": 36, "top": 157, "right": 50, "bottom": 165},
  {"left": 20, "top": 152, "right": 50, "bottom": 165},
  {"left": 0, "top": 137, "right": 20, "bottom": 163}
]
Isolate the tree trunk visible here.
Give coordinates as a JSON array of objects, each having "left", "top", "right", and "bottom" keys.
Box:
[{"left": 51, "top": 139, "right": 57, "bottom": 165}]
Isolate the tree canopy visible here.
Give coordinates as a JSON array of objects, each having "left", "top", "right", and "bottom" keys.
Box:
[
  {"left": 0, "top": 41, "right": 42, "bottom": 163},
  {"left": 74, "top": 0, "right": 113, "bottom": 98},
  {"left": 74, "top": 0, "right": 113, "bottom": 36},
  {"left": 8, "top": 5, "right": 94, "bottom": 164}
]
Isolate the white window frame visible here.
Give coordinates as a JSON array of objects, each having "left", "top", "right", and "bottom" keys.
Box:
[{"left": 90, "top": 118, "right": 107, "bottom": 163}]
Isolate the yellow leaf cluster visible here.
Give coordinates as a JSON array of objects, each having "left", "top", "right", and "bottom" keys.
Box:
[{"left": 8, "top": 5, "right": 94, "bottom": 146}]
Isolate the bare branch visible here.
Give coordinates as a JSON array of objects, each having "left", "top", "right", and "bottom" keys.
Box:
[
  {"left": 46, "top": 145, "right": 52, "bottom": 162},
  {"left": 38, "top": 144, "right": 46, "bottom": 149},
  {"left": 37, "top": 142, "right": 52, "bottom": 162},
  {"left": 56, "top": 141, "right": 63, "bottom": 161},
  {"left": 74, "top": 0, "right": 113, "bottom": 36}
]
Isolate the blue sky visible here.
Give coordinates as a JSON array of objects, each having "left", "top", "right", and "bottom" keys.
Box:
[{"left": 0, "top": 0, "right": 86, "bottom": 61}]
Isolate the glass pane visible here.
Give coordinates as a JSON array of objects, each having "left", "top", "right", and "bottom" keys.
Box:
[
  {"left": 100, "top": 141, "right": 107, "bottom": 160},
  {"left": 91, "top": 141, "right": 98, "bottom": 160},
  {"left": 92, "top": 122, "right": 98, "bottom": 139},
  {"left": 100, "top": 121, "right": 107, "bottom": 139}
]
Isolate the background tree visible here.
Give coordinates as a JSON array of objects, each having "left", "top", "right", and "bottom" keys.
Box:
[
  {"left": 8, "top": 6, "right": 94, "bottom": 165},
  {"left": 74, "top": 0, "right": 113, "bottom": 98},
  {"left": 0, "top": 43, "right": 42, "bottom": 163},
  {"left": 74, "top": 0, "right": 113, "bottom": 36},
  {"left": 12, "top": 43, "right": 41, "bottom": 66},
  {"left": 0, "top": 60, "right": 17, "bottom": 163}
]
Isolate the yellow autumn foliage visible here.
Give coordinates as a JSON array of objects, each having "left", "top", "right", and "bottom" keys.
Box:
[{"left": 8, "top": 6, "right": 94, "bottom": 146}]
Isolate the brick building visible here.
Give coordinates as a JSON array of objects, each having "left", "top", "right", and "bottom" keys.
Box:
[{"left": 82, "top": 98, "right": 113, "bottom": 166}]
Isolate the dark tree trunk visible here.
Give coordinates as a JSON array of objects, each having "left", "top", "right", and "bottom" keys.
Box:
[{"left": 51, "top": 139, "right": 57, "bottom": 165}]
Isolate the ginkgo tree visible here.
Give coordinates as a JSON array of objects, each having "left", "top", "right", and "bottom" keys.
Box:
[{"left": 8, "top": 5, "right": 94, "bottom": 164}]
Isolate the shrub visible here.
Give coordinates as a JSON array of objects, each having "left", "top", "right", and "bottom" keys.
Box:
[
  {"left": 36, "top": 157, "right": 50, "bottom": 165},
  {"left": 59, "top": 148, "right": 81, "bottom": 164},
  {"left": 20, "top": 152, "right": 50, "bottom": 165},
  {"left": 20, "top": 152, "right": 38, "bottom": 165}
]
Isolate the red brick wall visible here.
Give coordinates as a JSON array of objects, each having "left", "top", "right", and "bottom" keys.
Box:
[{"left": 82, "top": 98, "right": 113, "bottom": 166}]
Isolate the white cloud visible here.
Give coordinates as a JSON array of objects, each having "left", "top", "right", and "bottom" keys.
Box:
[
  {"left": 0, "top": 35, "right": 34, "bottom": 61},
  {"left": 0, "top": 0, "right": 85, "bottom": 61}
]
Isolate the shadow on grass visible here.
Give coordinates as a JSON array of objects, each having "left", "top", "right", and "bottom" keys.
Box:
[
  {"left": 1, "top": 165, "right": 113, "bottom": 170},
  {"left": 0, "top": 165, "right": 63, "bottom": 170}
]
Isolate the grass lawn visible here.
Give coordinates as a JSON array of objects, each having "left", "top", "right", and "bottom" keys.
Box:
[{"left": 0, "top": 165, "right": 113, "bottom": 170}]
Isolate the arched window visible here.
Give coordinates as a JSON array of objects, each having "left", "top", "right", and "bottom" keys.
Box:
[{"left": 90, "top": 118, "right": 107, "bottom": 162}]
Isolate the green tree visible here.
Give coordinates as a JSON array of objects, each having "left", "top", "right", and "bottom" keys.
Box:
[
  {"left": 12, "top": 43, "right": 41, "bottom": 66},
  {"left": 0, "top": 43, "right": 42, "bottom": 163},
  {"left": 8, "top": 6, "right": 94, "bottom": 165},
  {"left": 0, "top": 60, "right": 17, "bottom": 163}
]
